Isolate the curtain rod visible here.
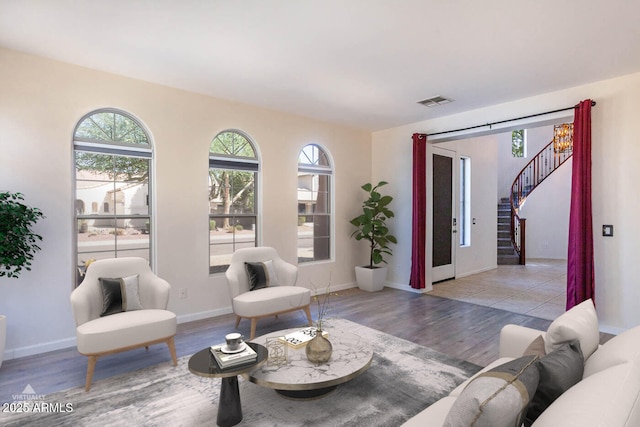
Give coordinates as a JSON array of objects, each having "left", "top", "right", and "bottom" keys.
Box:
[{"left": 426, "top": 100, "right": 596, "bottom": 137}]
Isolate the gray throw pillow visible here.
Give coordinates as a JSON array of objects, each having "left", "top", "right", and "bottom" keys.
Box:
[
  {"left": 444, "top": 355, "right": 540, "bottom": 427},
  {"left": 524, "top": 339, "right": 584, "bottom": 426},
  {"left": 99, "top": 277, "right": 124, "bottom": 316},
  {"left": 245, "top": 260, "right": 278, "bottom": 290},
  {"left": 99, "top": 274, "right": 143, "bottom": 316}
]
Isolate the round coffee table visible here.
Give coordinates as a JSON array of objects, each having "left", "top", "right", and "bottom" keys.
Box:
[
  {"left": 246, "top": 325, "right": 373, "bottom": 399},
  {"left": 188, "top": 342, "right": 268, "bottom": 427}
]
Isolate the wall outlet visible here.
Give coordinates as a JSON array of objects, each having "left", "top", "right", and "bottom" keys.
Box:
[{"left": 179, "top": 288, "right": 187, "bottom": 299}]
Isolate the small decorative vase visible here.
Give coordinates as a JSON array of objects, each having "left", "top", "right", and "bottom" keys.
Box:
[{"left": 305, "top": 329, "right": 332, "bottom": 364}]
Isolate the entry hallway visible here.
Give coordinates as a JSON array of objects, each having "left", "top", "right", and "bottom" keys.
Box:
[{"left": 428, "top": 259, "right": 567, "bottom": 320}]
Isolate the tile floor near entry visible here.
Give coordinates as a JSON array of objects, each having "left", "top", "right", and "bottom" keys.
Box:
[{"left": 428, "top": 258, "right": 567, "bottom": 321}]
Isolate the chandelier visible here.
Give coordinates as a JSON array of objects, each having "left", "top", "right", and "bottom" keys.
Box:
[{"left": 553, "top": 123, "right": 574, "bottom": 153}]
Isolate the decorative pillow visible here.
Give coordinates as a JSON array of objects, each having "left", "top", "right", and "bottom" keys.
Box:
[
  {"left": 99, "top": 277, "right": 124, "bottom": 316},
  {"left": 524, "top": 340, "right": 584, "bottom": 426},
  {"left": 522, "top": 335, "right": 546, "bottom": 357},
  {"left": 245, "top": 261, "right": 278, "bottom": 291},
  {"left": 443, "top": 355, "right": 540, "bottom": 427},
  {"left": 262, "top": 260, "right": 279, "bottom": 286},
  {"left": 121, "top": 274, "right": 143, "bottom": 310},
  {"left": 545, "top": 298, "right": 599, "bottom": 360},
  {"left": 99, "top": 274, "right": 143, "bottom": 316}
]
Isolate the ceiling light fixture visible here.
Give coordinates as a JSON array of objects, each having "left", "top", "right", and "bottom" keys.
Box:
[
  {"left": 417, "top": 96, "right": 453, "bottom": 107},
  {"left": 553, "top": 123, "right": 573, "bottom": 153}
]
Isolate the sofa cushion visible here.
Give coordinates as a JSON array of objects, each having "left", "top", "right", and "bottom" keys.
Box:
[
  {"left": 531, "top": 361, "right": 640, "bottom": 427},
  {"left": 545, "top": 299, "right": 599, "bottom": 359},
  {"left": 584, "top": 325, "right": 640, "bottom": 378},
  {"left": 76, "top": 309, "right": 176, "bottom": 354},
  {"left": 525, "top": 340, "right": 584, "bottom": 426},
  {"left": 233, "top": 286, "right": 311, "bottom": 317},
  {"left": 443, "top": 355, "right": 539, "bottom": 427}
]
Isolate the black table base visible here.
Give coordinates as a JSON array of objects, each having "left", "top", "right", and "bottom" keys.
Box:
[
  {"left": 275, "top": 385, "right": 338, "bottom": 400},
  {"left": 218, "top": 376, "right": 242, "bottom": 427}
]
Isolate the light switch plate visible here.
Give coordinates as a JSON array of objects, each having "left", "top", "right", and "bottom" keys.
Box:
[{"left": 602, "top": 225, "right": 614, "bottom": 237}]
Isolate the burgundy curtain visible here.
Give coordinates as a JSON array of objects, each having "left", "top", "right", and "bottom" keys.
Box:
[
  {"left": 566, "top": 100, "right": 595, "bottom": 309},
  {"left": 410, "top": 133, "right": 427, "bottom": 289}
]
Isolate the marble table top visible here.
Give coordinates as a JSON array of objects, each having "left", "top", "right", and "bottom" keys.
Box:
[{"left": 246, "top": 321, "right": 374, "bottom": 391}]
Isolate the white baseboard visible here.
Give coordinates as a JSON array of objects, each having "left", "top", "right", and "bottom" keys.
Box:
[
  {"left": 455, "top": 265, "right": 498, "bottom": 278},
  {"left": 318, "top": 282, "right": 357, "bottom": 295},
  {"left": 5, "top": 337, "right": 77, "bottom": 361},
  {"left": 3, "top": 308, "right": 234, "bottom": 361},
  {"left": 599, "top": 324, "right": 625, "bottom": 335},
  {"left": 384, "top": 281, "right": 433, "bottom": 293},
  {"left": 176, "top": 307, "right": 233, "bottom": 324}
]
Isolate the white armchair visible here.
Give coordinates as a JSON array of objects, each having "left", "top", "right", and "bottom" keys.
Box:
[
  {"left": 70, "top": 257, "right": 177, "bottom": 391},
  {"left": 225, "top": 247, "right": 312, "bottom": 339}
]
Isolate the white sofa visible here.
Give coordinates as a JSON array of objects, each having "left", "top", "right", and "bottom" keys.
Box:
[{"left": 403, "top": 299, "right": 640, "bottom": 427}]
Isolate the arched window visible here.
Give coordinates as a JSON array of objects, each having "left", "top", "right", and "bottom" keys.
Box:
[
  {"left": 297, "top": 144, "right": 333, "bottom": 263},
  {"left": 73, "top": 109, "right": 152, "bottom": 284},
  {"left": 209, "top": 130, "right": 259, "bottom": 274}
]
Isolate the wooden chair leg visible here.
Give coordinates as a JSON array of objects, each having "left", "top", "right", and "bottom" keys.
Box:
[
  {"left": 235, "top": 316, "right": 242, "bottom": 329},
  {"left": 166, "top": 336, "right": 178, "bottom": 366},
  {"left": 304, "top": 305, "right": 313, "bottom": 326},
  {"left": 85, "top": 355, "right": 97, "bottom": 392},
  {"left": 249, "top": 318, "right": 258, "bottom": 340}
]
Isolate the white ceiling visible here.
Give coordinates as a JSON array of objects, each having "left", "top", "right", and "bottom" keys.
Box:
[{"left": 1, "top": 0, "right": 639, "bottom": 131}]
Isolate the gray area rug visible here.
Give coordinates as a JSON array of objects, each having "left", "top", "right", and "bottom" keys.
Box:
[{"left": 1, "top": 319, "right": 480, "bottom": 427}]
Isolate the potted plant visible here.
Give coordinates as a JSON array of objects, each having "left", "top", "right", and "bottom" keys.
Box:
[
  {"left": 0, "top": 192, "right": 45, "bottom": 367},
  {"left": 349, "top": 181, "right": 397, "bottom": 292}
]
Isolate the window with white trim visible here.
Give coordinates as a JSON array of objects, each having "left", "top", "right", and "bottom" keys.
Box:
[
  {"left": 209, "top": 130, "right": 259, "bottom": 274},
  {"left": 459, "top": 156, "right": 471, "bottom": 247},
  {"left": 73, "top": 109, "right": 152, "bottom": 285},
  {"left": 512, "top": 129, "right": 527, "bottom": 158},
  {"left": 297, "top": 144, "right": 332, "bottom": 263}
]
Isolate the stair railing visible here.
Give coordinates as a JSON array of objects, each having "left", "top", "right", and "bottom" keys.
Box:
[{"left": 509, "top": 138, "right": 573, "bottom": 264}]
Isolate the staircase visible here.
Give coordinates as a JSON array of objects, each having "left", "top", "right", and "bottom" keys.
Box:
[
  {"left": 497, "top": 197, "right": 520, "bottom": 265},
  {"left": 504, "top": 125, "right": 574, "bottom": 265}
]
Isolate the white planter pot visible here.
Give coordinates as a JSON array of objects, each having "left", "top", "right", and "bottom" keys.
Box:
[
  {"left": 0, "top": 315, "right": 6, "bottom": 369},
  {"left": 355, "top": 266, "right": 387, "bottom": 292}
]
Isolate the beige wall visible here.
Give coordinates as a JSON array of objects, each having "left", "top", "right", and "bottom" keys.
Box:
[
  {"left": 373, "top": 71, "right": 640, "bottom": 333},
  {"left": 0, "top": 47, "right": 371, "bottom": 358}
]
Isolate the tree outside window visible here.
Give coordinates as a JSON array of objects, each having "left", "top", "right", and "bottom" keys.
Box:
[
  {"left": 512, "top": 129, "right": 526, "bottom": 157},
  {"left": 73, "top": 109, "right": 152, "bottom": 285},
  {"left": 209, "top": 131, "right": 259, "bottom": 273},
  {"left": 298, "top": 144, "right": 332, "bottom": 263}
]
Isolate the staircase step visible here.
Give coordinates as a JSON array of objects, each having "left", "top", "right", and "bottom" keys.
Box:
[
  {"left": 498, "top": 254, "right": 521, "bottom": 265},
  {"left": 498, "top": 246, "right": 517, "bottom": 255}
]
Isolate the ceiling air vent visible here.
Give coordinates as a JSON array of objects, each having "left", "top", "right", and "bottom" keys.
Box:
[{"left": 417, "top": 96, "right": 453, "bottom": 107}]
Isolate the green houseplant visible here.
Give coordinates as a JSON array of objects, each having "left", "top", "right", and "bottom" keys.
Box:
[
  {"left": 0, "top": 192, "right": 45, "bottom": 278},
  {"left": 0, "top": 191, "right": 45, "bottom": 367},
  {"left": 349, "top": 181, "right": 397, "bottom": 291}
]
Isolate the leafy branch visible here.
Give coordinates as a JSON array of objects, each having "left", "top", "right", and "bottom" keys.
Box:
[{"left": 0, "top": 192, "right": 45, "bottom": 278}]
